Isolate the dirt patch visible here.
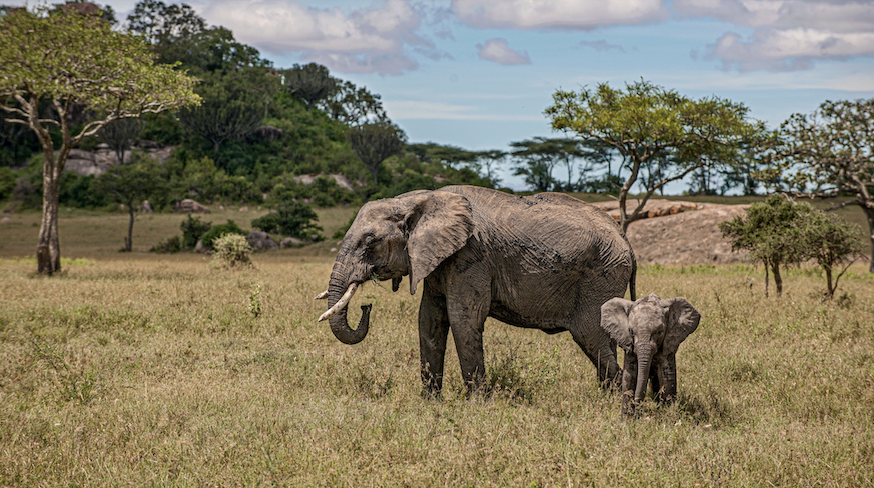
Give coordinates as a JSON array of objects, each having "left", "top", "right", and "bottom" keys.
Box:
[{"left": 589, "top": 199, "right": 702, "bottom": 220}]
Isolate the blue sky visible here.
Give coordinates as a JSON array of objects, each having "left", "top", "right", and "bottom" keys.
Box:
[{"left": 15, "top": 0, "right": 874, "bottom": 190}]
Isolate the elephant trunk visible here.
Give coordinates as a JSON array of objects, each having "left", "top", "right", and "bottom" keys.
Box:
[
  {"left": 325, "top": 263, "right": 370, "bottom": 345},
  {"left": 634, "top": 345, "right": 653, "bottom": 404}
]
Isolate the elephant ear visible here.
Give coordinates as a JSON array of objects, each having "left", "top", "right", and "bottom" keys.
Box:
[
  {"left": 661, "top": 297, "right": 701, "bottom": 354},
  {"left": 600, "top": 297, "right": 635, "bottom": 352},
  {"left": 402, "top": 190, "right": 474, "bottom": 295}
]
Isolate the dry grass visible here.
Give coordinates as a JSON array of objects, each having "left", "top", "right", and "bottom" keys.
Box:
[{"left": 1, "top": 212, "right": 873, "bottom": 486}]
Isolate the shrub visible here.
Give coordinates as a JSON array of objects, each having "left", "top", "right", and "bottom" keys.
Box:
[
  {"left": 251, "top": 201, "right": 322, "bottom": 239},
  {"left": 180, "top": 215, "right": 212, "bottom": 248},
  {"left": 212, "top": 234, "right": 253, "bottom": 268},
  {"left": 0, "top": 167, "right": 15, "bottom": 200},
  {"left": 150, "top": 235, "right": 183, "bottom": 253},
  {"left": 200, "top": 220, "right": 246, "bottom": 247}
]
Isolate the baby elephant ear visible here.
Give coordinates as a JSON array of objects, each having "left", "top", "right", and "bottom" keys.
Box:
[
  {"left": 661, "top": 297, "right": 701, "bottom": 354},
  {"left": 600, "top": 298, "right": 635, "bottom": 352}
]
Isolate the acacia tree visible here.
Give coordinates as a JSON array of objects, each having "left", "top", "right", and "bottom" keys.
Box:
[
  {"left": 0, "top": 8, "right": 199, "bottom": 275},
  {"left": 319, "top": 80, "right": 386, "bottom": 125},
  {"left": 346, "top": 121, "right": 406, "bottom": 184},
  {"left": 719, "top": 195, "right": 810, "bottom": 297},
  {"left": 511, "top": 137, "right": 592, "bottom": 192},
  {"left": 793, "top": 210, "right": 863, "bottom": 298},
  {"left": 770, "top": 99, "right": 874, "bottom": 272},
  {"left": 93, "top": 158, "right": 166, "bottom": 252},
  {"left": 546, "top": 80, "right": 760, "bottom": 232}
]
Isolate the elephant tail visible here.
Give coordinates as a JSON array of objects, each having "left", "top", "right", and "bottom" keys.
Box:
[{"left": 629, "top": 249, "right": 637, "bottom": 301}]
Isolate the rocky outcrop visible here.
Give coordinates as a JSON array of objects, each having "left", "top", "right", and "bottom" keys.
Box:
[
  {"left": 589, "top": 199, "right": 701, "bottom": 221},
  {"left": 293, "top": 173, "right": 355, "bottom": 191},
  {"left": 247, "top": 231, "right": 279, "bottom": 251},
  {"left": 624, "top": 204, "right": 749, "bottom": 264},
  {"left": 62, "top": 141, "right": 175, "bottom": 177},
  {"left": 174, "top": 199, "right": 210, "bottom": 214}
]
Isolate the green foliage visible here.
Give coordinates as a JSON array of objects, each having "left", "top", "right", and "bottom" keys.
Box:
[
  {"left": 282, "top": 63, "right": 336, "bottom": 109},
  {"left": 149, "top": 235, "right": 183, "bottom": 253},
  {"left": 180, "top": 215, "right": 212, "bottom": 248},
  {"left": 547, "top": 79, "right": 761, "bottom": 231},
  {"left": 0, "top": 167, "right": 14, "bottom": 200},
  {"left": 211, "top": 233, "right": 253, "bottom": 268},
  {"left": 347, "top": 121, "right": 407, "bottom": 183},
  {"left": 719, "top": 195, "right": 810, "bottom": 295},
  {"left": 200, "top": 220, "right": 246, "bottom": 247},
  {"left": 268, "top": 176, "right": 359, "bottom": 208},
  {"left": 720, "top": 195, "right": 863, "bottom": 297},
  {"left": 178, "top": 69, "right": 278, "bottom": 154},
  {"left": 251, "top": 201, "right": 322, "bottom": 239}
]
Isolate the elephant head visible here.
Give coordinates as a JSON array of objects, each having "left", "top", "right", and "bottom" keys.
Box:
[
  {"left": 317, "top": 190, "right": 473, "bottom": 344},
  {"left": 600, "top": 293, "right": 700, "bottom": 410}
]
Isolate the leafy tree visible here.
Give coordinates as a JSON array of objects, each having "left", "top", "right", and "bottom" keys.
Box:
[
  {"left": 126, "top": 0, "right": 205, "bottom": 45},
  {"left": 178, "top": 69, "right": 277, "bottom": 155},
  {"left": 93, "top": 158, "right": 167, "bottom": 252},
  {"left": 0, "top": 101, "right": 41, "bottom": 166},
  {"left": 793, "top": 210, "right": 864, "bottom": 298},
  {"left": 719, "top": 195, "right": 811, "bottom": 297},
  {"left": 251, "top": 200, "right": 322, "bottom": 239},
  {"left": 768, "top": 98, "right": 874, "bottom": 272},
  {"left": 347, "top": 121, "right": 406, "bottom": 184},
  {"left": 472, "top": 149, "right": 506, "bottom": 187},
  {"left": 99, "top": 117, "right": 144, "bottom": 164},
  {"left": 0, "top": 7, "right": 199, "bottom": 274},
  {"left": 180, "top": 214, "right": 212, "bottom": 248},
  {"left": 319, "top": 80, "right": 387, "bottom": 125},
  {"left": 282, "top": 63, "right": 336, "bottom": 110},
  {"left": 547, "top": 80, "right": 760, "bottom": 232}
]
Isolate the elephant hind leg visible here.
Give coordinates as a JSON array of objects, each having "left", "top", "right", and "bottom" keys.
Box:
[{"left": 570, "top": 311, "right": 621, "bottom": 389}]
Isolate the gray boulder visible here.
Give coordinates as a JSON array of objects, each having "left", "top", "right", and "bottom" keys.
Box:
[
  {"left": 141, "top": 200, "right": 154, "bottom": 213},
  {"left": 175, "top": 199, "right": 210, "bottom": 214},
  {"left": 194, "top": 239, "right": 209, "bottom": 253},
  {"left": 280, "top": 236, "right": 305, "bottom": 248},
  {"left": 247, "top": 231, "right": 279, "bottom": 251}
]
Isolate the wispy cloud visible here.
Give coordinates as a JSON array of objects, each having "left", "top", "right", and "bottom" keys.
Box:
[
  {"left": 475, "top": 38, "right": 531, "bottom": 65},
  {"left": 576, "top": 40, "right": 626, "bottom": 53}
]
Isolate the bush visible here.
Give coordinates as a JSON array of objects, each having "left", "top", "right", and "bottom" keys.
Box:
[
  {"left": 212, "top": 234, "right": 253, "bottom": 268},
  {"left": 180, "top": 215, "right": 212, "bottom": 248},
  {"left": 0, "top": 167, "right": 15, "bottom": 200},
  {"left": 150, "top": 235, "right": 183, "bottom": 253},
  {"left": 251, "top": 201, "right": 322, "bottom": 239},
  {"left": 200, "top": 220, "right": 246, "bottom": 247}
]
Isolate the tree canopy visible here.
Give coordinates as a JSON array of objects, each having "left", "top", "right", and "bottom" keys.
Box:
[
  {"left": 546, "top": 80, "right": 761, "bottom": 231},
  {"left": 766, "top": 98, "right": 874, "bottom": 272},
  {"left": 0, "top": 6, "right": 199, "bottom": 274}
]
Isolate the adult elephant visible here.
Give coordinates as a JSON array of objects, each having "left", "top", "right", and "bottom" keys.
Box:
[{"left": 317, "top": 185, "right": 636, "bottom": 394}]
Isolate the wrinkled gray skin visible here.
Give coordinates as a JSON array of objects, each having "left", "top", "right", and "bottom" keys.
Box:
[
  {"left": 322, "top": 185, "right": 636, "bottom": 394},
  {"left": 600, "top": 293, "right": 701, "bottom": 416}
]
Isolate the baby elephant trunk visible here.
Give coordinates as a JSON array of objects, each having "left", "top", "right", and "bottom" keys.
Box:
[{"left": 634, "top": 345, "right": 654, "bottom": 404}]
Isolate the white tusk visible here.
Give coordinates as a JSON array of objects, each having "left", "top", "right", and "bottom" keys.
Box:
[
  {"left": 314, "top": 290, "right": 328, "bottom": 300},
  {"left": 318, "top": 283, "right": 358, "bottom": 322}
]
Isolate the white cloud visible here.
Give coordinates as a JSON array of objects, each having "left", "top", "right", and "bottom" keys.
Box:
[
  {"left": 476, "top": 38, "right": 531, "bottom": 65},
  {"left": 451, "top": 0, "right": 668, "bottom": 30},
  {"left": 675, "top": 0, "right": 874, "bottom": 71},
  {"left": 200, "top": 0, "right": 432, "bottom": 75},
  {"left": 385, "top": 100, "right": 544, "bottom": 121}
]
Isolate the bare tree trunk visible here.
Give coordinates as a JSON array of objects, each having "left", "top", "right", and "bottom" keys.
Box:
[
  {"left": 764, "top": 261, "right": 770, "bottom": 298},
  {"left": 825, "top": 265, "right": 834, "bottom": 299},
  {"left": 37, "top": 147, "right": 62, "bottom": 275},
  {"left": 772, "top": 262, "right": 783, "bottom": 296},
  {"left": 865, "top": 206, "right": 874, "bottom": 273},
  {"left": 126, "top": 201, "right": 135, "bottom": 252}
]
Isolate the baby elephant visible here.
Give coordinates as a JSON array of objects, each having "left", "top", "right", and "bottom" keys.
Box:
[{"left": 600, "top": 293, "right": 701, "bottom": 416}]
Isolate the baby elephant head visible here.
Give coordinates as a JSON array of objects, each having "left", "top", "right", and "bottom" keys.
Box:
[{"left": 600, "top": 293, "right": 701, "bottom": 413}]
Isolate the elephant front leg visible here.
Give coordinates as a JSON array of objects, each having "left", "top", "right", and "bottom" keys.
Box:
[
  {"left": 419, "top": 286, "right": 450, "bottom": 396},
  {"left": 655, "top": 353, "right": 678, "bottom": 404},
  {"left": 446, "top": 290, "right": 490, "bottom": 395},
  {"left": 621, "top": 353, "right": 638, "bottom": 417}
]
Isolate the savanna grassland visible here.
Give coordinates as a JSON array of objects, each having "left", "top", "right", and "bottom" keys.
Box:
[{"left": 1, "top": 210, "right": 873, "bottom": 486}]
